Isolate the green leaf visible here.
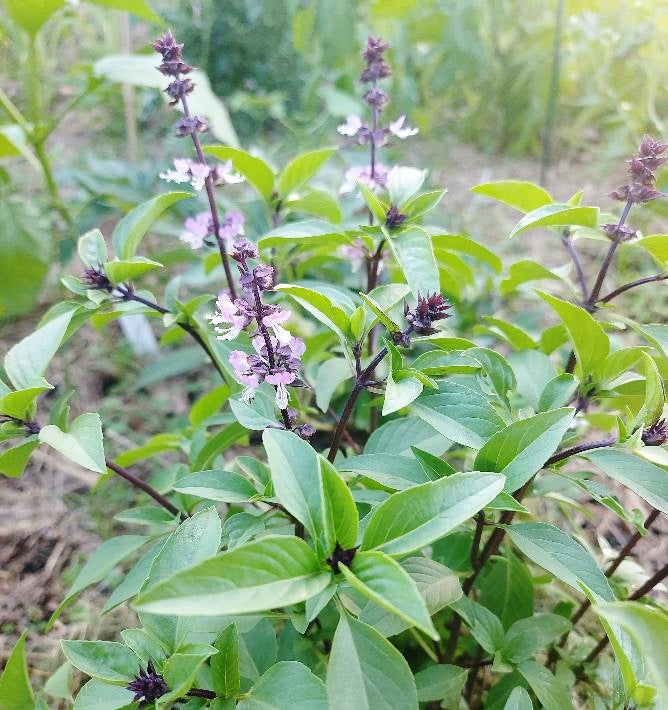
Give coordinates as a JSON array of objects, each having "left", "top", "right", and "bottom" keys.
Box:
[
  {"left": 104, "top": 257, "right": 163, "bottom": 285},
  {"left": 50, "top": 535, "right": 149, "bottom": 624},
  {"left": 120, "top": 629, "right": 166, "bottom": 667},
  {"left": 263, "top": 428, "right": 326, "bottom": 547},
  {"left": 192, "top": 423, "right": 246, "bottom": 470},
  {"left": 593, "top": 601, "right": 668, "bottom": 706},
  {"left": 0, "top": 438, "right": 39, "bottom": 478},
  {"left": 537, "top": 291, "right": 609, "bottom": 379},
  {"left": 451, "top": 597, "right": 504, "bottom": 653},
  {"left": 287, "top": 189, "right": 342, "bottom": 223},
  {"left": 359, "top": 292, "right": 402, "bottom": 333},
  {"left": 102, "top": 540, "right": 163, "bottom": 613},
  {"left": 84, "top": 0, "right": 161, "bottom": 23},
  {"left": 327, "top": 612, "right": 418, "bottom": 710},
  {"left": 500, "top": 614, "right": 571, "bottom": 664},
  {"left": 341, "top": 551, "right": 437, "bottom": 639},
  {"left": 509, "top": 204, "right": 598, "bottom": 239},
  {"left": 465, "top": 347, "right": 517, "bottom": 401},
  {"left": 412, "top": 382, "right": 506, "bottom": 449},
  {"left": 39, "top": 412, "right": 106, "bottom": 473},
  {"left": 383, "top": 370, "right": 423, "bottom": 415},
  {"left": 276, "top": 283, "right": 350, "bottom": 340},
  {"left": 359, "top": 557, "right": 461, "bottom": 636},
  {"left": 111, "top": 192, "right": 191, "bottom": 259},
  {"left": 61, "top": 641, "right": 139, "bottom": 683},
  {"left": 173, "top": 470, "right": 258, "bottom": 503},
  {"left": 230, "top": 386, "right": 279, "bottom": 430},
  {"left": 238, "top": 661, "right": 328, "bottom": 710},
  {"left": 78, "top": 229, "right": 108, "bottom": 268},
  {"left": 204, "top": 146, "right": 274, "bottom": 199},
  {"left": 633, "top": 352, "right": 665, "bottom": 429},
  {"left": 0, "top": 632, "right": 34, "bottom": 710},
  {"left": 159, "top": 647, "right": 217, "bottom": 704},
  {"left": 500, "top": 260, "right": 561, "bottom": 295},
  {"left": 635, "top": 234, "right": 668, "bottom": 268},
  {"left": 432, "top": 233, "right": 503, "bottom": 273},
  {"left": 277, "top": 148, "right": 336, "bottom": 197},
  {"left": 212, "top": 624, "right": 240, "bottom": 699},
  {"left": 503, "top": 686, "right": 533, "bottom": 710},
  {"left": 517, "top": 660, "right": 572, "bottom": 710},
  {"left": 337, "top": 453, "right": 431, "bottom": 491},
  {"left": 538, "top": 374, "right": 579, "bottom": 412},
  {"left": 0, "top": 197, "right": 52, "bottom": 317},
  {"left": 477, "top": 317, "right": 537, "bottom": 350},
  {"left": 314, "top": 357, "right": 353, "bottom": 412},
  {"left": 362, "top": 472, "right": 505, "bottom": 556},
  {"left": 404, "top": 189, "right": 447, "bottom": 221},
  {"left": 472, "top": 180, "right": 553, "bottom": 212},
  {"left": 72, "top": 679, "right": 135, "bottom": 710},
  {"left": 134, "top": 536, "right": 331, "bottom": 616},
  {"left": 585, "top": 448, "right": 668, "bottom": 514},
  {"left": 506, "top": 522, "right": 614, "bottom": 601},
  {"left": 43, "top": 661, "right": 72, "bottom": 703},
  {"left": 4, "top": 309, "right": 74, "bottom": 389},
  {"left": 320, "top": 457, "right": 358, "bottom": 551},
  {"left": 0, "top": 385, "right": 50, "bottom": 420},
  {"left": 386, "top": 226, "right": 440, "bottom": 299},
  {"left": 143, "top": 506, "right": 222, "bottom": 590},
  {"left": 5, "top": 0, "right": 64, "bottom": 36},
  {"left": 474, "top": 408, "right": 574, "bottom": 492},
  {"left": 259, "top": 220, "right": 349, "bottom": 250},
  {"left": 477, "top": 552, "right": 534, "bottom": 629},
  {"left": 189, "top": 384, "right": 230, "bottom": 426},
  {"left": 386, "top": 167, "right": 426, "bottom": 207},
  {"left": 414, "top": 664, "right": 467, "bottom": 704},
  {"left": 357, "top": 181, "right": 389, "bottom": 222},
  {"left": 366, "top": 418, "right": 448, "bottom": 458}
]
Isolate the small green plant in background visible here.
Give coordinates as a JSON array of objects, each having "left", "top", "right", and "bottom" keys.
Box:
[{"left": 1, "top": 22, "right": 668, "bottom": 710}]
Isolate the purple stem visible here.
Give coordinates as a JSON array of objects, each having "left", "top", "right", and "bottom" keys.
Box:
[{"left": 178, "top": 92, "right": 237, "bottom": 300}]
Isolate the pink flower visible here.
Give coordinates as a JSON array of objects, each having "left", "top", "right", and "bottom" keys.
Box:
[
  {"left": 181, "top": 211, "right": 210, "bottom": 249},
  {"left": 262, "top": 309, "right": 293, "bottom": 345},
  {"left": 219, "top": 211, "right": 245, "bottom": 242},
  {"left": 213, "top": 160, "right": 244, "bottom": 185},
  {"left": 340, "top": 164, "right": 389, "bottom": 195},
  {"left": 388, "top": 115, "right": 418, "bottom": 139},
  {"left": 229, "top": 350, "right": 260, "bottom": 403},
  {"left": 207, "top": 292, "right": 250, "bottom": 340},
  {"left": 159, "top": 158, "right": 210, "bottom": 191},
  {"left": 338, "top": 115, "right": 364, "bottom": 137},
  {"left": 265, "top": 371, "right": 296, "bottom": 409}
]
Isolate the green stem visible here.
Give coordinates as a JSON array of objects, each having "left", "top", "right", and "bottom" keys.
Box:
[
  {"left": 27, "top": 35, "right": 42, "bottom": 123},
  {"left": 33, "top": 139, "right": 75, "bottom": 229}
]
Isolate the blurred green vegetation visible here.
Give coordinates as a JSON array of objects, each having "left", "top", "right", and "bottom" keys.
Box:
[{"left": 0, "top": 0, "right": 666, "bottom": 318}]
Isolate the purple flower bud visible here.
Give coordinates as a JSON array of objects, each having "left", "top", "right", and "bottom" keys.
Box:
[
  {"left": 232, "top": 237, "right": 258, "bottom": 261},
  {"left": 404, "top": 293, "right": 451, "bottom": 335},
  {"left": 127, "top": 661, "right": 168, "bottom": 703},
  {"left": 152, "top": 31, "right": 183, "bottom": 61},
  {"left": 601, "top": 223, "right": 637, "bottom": 242},
  {"left": 363, "top": 86, "right": 389, "bottom": 109},
  {"left": 164, "top": 78, "right": 194, "bottom": 104},
  {"left": 295, "top": 423, "right": 316, "bottom": 440},
  {"left": 326, "top": 543, "right": 357, "bottom": 574},
  {"left": 173, "top": 115, "right": 207, "bottom": 137},
  {"left": 642, "top": 418, "right": 668, "bottom": 446},
  {"left": 82, "top": 267, "right": 112, "bottom": 292},
  {"left": 385, "top": 205, "right": 407, "bottom": 229},
  {"left": 253, "top": 264, "right": 275, "bottom": 291},
  {"left": 359, "top": 36, "right": 392, "bottom": 83}
]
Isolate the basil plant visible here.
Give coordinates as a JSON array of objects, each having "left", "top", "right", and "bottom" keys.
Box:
[{"left": 1, "top": 31, "right": 667, "bottom": 710}]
